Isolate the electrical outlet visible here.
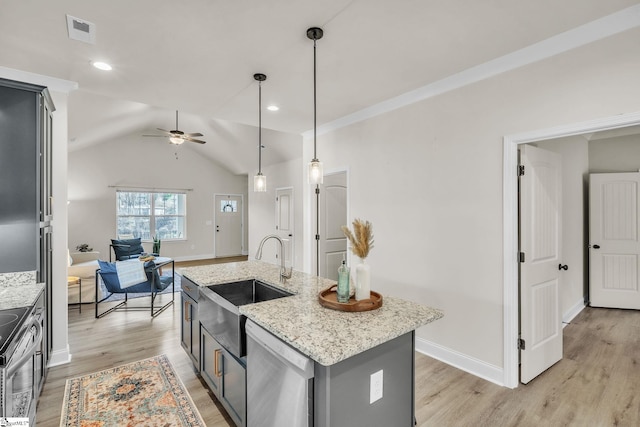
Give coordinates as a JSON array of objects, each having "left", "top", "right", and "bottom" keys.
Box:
[{"left": 370, "top": 370, "right": 383, "bottom": 404}]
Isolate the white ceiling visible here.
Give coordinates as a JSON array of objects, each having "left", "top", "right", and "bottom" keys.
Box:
[{"left": 1, "top": 0, "right": 639, "bottom": 172}]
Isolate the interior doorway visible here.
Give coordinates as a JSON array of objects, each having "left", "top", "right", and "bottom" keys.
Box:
[
  {"left": 318, "top": 171, "right": 348, "bottom": 281},
  {"left": 214, "top": 194, "right": 243, "bottom": 258},
  {"left": 503, "top": 111, "right": 640, "bottom": 388},
  {"left": 275, "top": 187, "right": 294, "bottom": 269},
  {"left": 518, "top": 145, "right": 564, "bottom": 384}
]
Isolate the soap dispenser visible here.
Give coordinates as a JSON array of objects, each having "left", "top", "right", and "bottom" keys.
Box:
[{"left": 337, "top": 256, "right": 350, "bottom": 303}]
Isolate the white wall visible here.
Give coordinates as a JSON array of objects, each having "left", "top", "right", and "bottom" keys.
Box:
[
  {"left": 303, "top": 27, "right": 640, "bottom": 375},
  {"left": 248, "top": 157, "right": 304, "bottom": 268},
  {"left": 68, "top": 136, "right": 247, "bottom": 261},
  {"left": 589, "top": 134, "right": 640, "bottom": 172},
  {"left": 536, "top": 136, "right": 590, "bottom": 319}
]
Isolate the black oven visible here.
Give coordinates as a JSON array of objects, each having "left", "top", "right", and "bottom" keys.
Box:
[{"left": 0, "top": 302, "right": 43, "bottom": 424}]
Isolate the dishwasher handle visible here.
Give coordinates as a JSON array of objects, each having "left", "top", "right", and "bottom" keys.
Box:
[{"left": 246, "top": 320, "right": 314, "bottom": 378}]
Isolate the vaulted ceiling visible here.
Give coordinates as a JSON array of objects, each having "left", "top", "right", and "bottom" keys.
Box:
[{"left": 1, "top": 0, "right": 638, "bottom": 173}]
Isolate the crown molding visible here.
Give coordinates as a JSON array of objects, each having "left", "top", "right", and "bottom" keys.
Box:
[{"left": 302, "top": 4, "right": 640, "bottom": 138}]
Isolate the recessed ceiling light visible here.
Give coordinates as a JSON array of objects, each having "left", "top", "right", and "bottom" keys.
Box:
[
  {"left": 92, "top": 61, "right": 112, "bottom": 71},
  {"left": 267, "top": 105, "right": 279, "bottom": 112}
]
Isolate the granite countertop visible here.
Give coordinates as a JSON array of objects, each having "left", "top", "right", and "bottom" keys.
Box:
[
  {"left": 180, "top": 260, "right": 443, "bottom": 366},
  {"left": 0, "top": 271, "right": 45, "bottom": 310}
]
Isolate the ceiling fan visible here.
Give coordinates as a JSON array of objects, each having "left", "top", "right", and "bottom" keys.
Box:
[{"left": 144, "top": 110, "right": 206, "bottom": 145}]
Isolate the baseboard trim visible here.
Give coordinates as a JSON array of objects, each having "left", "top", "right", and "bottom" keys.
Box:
[
  {"left": 48, "top": 345, "right": 72, "bottom": 367},
  {"left": 171, "top": 253, "right": 217, "bottom": 262},
  {"left": 563, "top": 299, "right": 586, "bottom": 327},
  {"left": 415, "top": 337, "right": 504, "bottom": 387}
]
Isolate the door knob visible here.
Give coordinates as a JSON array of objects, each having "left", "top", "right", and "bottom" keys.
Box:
[
  {"left": 558, "top": 264, "right": 568, "bottom": 271},
  {"left": 592, "top": 244, "right": 600, "bottom": 249}
]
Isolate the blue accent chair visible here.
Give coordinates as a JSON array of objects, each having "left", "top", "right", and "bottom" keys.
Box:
[{"left": 95, "top": 259, "right": 174, "bottom": 318}]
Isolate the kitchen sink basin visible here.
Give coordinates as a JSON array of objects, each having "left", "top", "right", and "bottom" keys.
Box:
[
  {"left": 207, "top": 279, "right": 292, "bottom": 306},
  {"left": 199, "top": 279, "right": 293, "bottom": 358}
]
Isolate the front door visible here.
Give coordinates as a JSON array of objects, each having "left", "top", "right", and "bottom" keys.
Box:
[
  {"left": 519, "top": 145, "right": 563, "bottom": 384},
  {"left": 318, "top": 171, "right": 347, "bottom": 281},
  {"left": 275, "top": 187, "right": 294, "bottom": 269},
  {"left": 589, "top": 172, "right": 640, "bottom": 309},
  {"left": 214, "top": 194, "right": 243, "bottom": 258}
]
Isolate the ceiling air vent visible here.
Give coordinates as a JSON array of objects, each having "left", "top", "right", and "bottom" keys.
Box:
[{"left": 66, "top": 14, "right": 96, "bottom": 44}]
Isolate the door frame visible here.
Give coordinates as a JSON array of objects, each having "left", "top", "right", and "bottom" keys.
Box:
[
  {"left": 213, "top": 193, "right": 245, "bottom": 257},
  {"left": 275, "top": 186, "right": 294, "bottom": 268},
  {"left": 503, "top": 111, "right": 640, "bottom": 388},
  {"left": 309, "top": 168, "right": 350, "bottom": 276}
]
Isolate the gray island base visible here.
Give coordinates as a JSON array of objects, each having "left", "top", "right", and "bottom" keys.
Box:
[{"left": 180, "top": 260, "right": 443, "bottom": 427}]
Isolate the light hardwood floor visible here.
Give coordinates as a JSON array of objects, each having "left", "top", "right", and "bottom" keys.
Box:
[{"left": 38, "top": 272, "right": 639, "bottom": 426}]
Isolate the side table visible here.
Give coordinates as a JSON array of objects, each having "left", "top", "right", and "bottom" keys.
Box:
[{"left": 68, "top": 276, "right": 82, "bottom": 312}]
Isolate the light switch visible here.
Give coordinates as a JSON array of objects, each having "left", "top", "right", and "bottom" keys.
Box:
[{"left": 370, "top": 370, "right": 383, "bottom": 404}]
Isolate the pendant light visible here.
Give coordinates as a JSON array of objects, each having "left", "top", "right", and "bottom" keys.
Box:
[
  {"left": 307, "top": 27, "right": 324, "bottom": 185},
  {"left": 253, "top": 73, "right": 267, "bottom": 192}
]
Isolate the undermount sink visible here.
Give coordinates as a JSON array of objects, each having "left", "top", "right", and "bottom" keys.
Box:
[
  {"left": 208, "top": 279, "right": 292, "bottom": 307},
  {"left": 199, "top": 279, "right": 293, "bottom": 358}
]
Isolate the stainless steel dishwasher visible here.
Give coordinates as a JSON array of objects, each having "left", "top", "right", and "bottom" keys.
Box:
[{"left": 246, "top": 320, "right": 314, "bottom": 427}]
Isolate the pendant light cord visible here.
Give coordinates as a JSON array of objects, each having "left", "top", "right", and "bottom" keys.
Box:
[
  {"left": 258, "top": 80, "right": 262, "bottom": 174},
  {"left": 314, "top": 37, "right": 319, "bottom": 275},
  {"left": 313, "top": 38, "right": 318, "bottom": 161}
]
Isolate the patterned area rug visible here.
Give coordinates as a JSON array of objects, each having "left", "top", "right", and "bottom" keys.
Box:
[{"left": 60, "top": 354, "right": 205, "bottom": 427}]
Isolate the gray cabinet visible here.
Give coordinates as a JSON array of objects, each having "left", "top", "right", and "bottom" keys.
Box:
[
  {"left": 180, "top": 276, "right": 199, "bottom": 368},
  {"left": 0, "top": 78, "right": 54, "bottom": 275},
  {"left": 0, "top": 77, "right": 54, "bottom": 367},
  {"left": 201, "top": 326, "right": 246, "bottom": 427},
  {"left": 314, "top": 332, "right": 415, "bottom": 427}
]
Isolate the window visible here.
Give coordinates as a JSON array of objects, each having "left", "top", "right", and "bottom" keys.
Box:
[
  {"left": 116, "top": 191, "right": 186, "bottom": 240},
  {"left": 220, "top": 199, "right": 238, "bottom": 213}
]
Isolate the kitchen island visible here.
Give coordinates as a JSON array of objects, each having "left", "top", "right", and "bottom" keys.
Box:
[{"left": 180, "top": 260, "right": 443, "bottom": 427}]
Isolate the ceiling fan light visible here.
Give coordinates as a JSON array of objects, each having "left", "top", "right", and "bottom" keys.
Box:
[
  {"left": 254, "top": 173, "right": 267, "bottom": 192},
  {"left": 92, "top": 61, "right": 112, "bottom": 71},
  {"left": 169, "top": 136, "right": 184, "bottom": 145},
  {"left": 308, "top": 159, "right": 323, "bottom": 185}
]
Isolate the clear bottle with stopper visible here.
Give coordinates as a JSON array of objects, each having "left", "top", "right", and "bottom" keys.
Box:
[{"left": 337, "top": 255, "right": 350, "bottom": 303}]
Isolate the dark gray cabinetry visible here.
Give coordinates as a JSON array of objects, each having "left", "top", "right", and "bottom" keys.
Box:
[
  {"left": 0, "top": 77, "right": 54, "bottom": 366},
  {"left": 314, "top": 332, "right": 415, "bottom": 427},
  {"left": 200, "top": 326, "right": 246, "bottom": 427},
  {"left": 180, "top": 276, "right": 199, "bottom": 368},
  {"left": 0, "top": 78, "right": 54, "bottom": 274}
]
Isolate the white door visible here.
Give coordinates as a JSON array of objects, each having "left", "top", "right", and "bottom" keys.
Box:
[
  {"left": 589, "top": 172, "right": 640, "bottom": 309},
  {"left": 275, "top": 187, "right": 294, "bottom": 269},
  {"left": 519, "top": 145, "right": 563, "bottom": 384},
  {"left": 318, "top": 172, "right": 347, "bottom": 281},
  {"left": 214, "top": 194, "right": 242, "bottom": 257}
]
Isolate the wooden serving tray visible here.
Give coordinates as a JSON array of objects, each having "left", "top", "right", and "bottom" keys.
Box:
[{"left": 318, "top": 286, "right": 383, "bottom": 312}]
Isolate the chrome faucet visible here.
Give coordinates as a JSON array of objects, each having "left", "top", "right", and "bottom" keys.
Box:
[{"left": 255, "top": 234, "right": 293, "bottom": 281}]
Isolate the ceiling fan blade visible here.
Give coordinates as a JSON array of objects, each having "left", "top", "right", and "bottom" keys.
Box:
[
  {"left": 183, "top": 132, "right": 203, "bottom": 137},
  {"left": 156, "top": 128, "right": 173, "bottom": 134},
  {"left": 184, "top": 137, "right": 206, "bottom": 144}
]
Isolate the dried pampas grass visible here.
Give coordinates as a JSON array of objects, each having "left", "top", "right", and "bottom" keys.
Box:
[{"left": 341, "top": 219, "right": 374, "bottom": 259}]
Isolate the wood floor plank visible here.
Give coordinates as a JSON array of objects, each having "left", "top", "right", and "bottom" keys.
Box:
[
  {"left": 38, "top": 274, "right": 640, "bottom": 427},
  {"left": 36, "top": 297, "right": 234, "bottom": 426},
  {"left": 415, "top": 307, "right": 640, "bottom": 427}
]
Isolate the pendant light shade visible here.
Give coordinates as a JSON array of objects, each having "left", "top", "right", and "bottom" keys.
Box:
[
  {"left": 307, "top": 27, "right": 324, "bottom": 185},
  {"left": 253, "top": 73, "right": 267, "bottom": 192}
]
